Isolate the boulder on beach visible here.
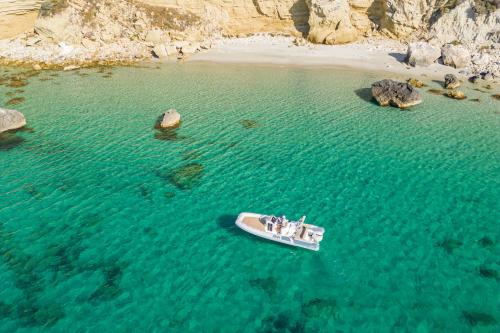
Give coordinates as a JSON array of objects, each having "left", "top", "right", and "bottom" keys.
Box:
[
  {"left": 406, "top": 42, "right": 440, "bottom": 67},
  {"left": 444, "top": 74, "right": 460, "bottom": 89},
  {"left": 371, "top": 79, "right": 422, "bottom": 109},
  {"left": 441, "top": 44, "right": 470, "bottom": 68},
  {"left": 156, "top": 109, "right": 181, "bottom": 129},
  {"left": 0, "top": 108, "right": 26, "bottom": 133}
]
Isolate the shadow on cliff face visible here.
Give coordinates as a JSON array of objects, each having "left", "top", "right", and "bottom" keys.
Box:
[{"left": 290, "top": 0, "right": 310, "bottom": 36}]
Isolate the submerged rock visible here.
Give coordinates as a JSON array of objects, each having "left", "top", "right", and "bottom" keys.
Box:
[
  {"left": 6, "top": 97, "right": 25, "bottom": 106},
  {"left": 407, "top": 78, "right": 426, "bottom": 88},
  {"left": 371, "top": 79, "right": 422, "bottom": 108},
  {"left": 156, "top": 109, "right": 180, "bottom": 129},
  {"left": 444, "top": 74, "right": 460, "bottom": 89},
  {"left": 444, "top": 90, "right": 467, "bottom": 100},
  {"left": 406, "top": 42, "right": 440, "bottom": 67},
  {"left": 0, "top": 108, "right": 26, "bottom": 133},
  {"left": 239, "top": 119, "right": 259, "bottom": 129}
]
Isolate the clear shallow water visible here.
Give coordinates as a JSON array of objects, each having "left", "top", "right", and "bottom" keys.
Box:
[{"left": 0, "top": 63, "right": 499, "bottom": 332}]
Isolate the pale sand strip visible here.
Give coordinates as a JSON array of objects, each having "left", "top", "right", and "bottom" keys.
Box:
[{"left": 189, "top": 36, "right": 465, "bottom": 81}]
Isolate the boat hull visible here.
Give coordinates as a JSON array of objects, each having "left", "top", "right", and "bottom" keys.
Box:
[{"left": 235, "top": 212, "right": 321, "bottom": 251}]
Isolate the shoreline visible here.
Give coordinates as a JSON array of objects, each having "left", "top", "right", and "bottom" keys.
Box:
[{"left": 1, "top": 35, "right": 499, "bottom": 88}]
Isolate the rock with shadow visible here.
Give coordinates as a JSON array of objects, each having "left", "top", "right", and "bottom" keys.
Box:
[{"left": 371, "top": 79, "right": 422, "bottom": 108}]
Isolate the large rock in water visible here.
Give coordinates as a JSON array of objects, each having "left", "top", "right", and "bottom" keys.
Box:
[
  {"left": 0, "top": 108, "right": 26, "bottom": 133},
  {"left": 441, "top": 44, "right": 470, "bottom": 68},
  {"left": 157, "top": 109, "right": 181, "bottom": 129},
  {"left": 371, "top": 80, "right": 422, "bottom": 109},
  {"left": 406, "top": 42, "right": 440, "bottom": 67}
]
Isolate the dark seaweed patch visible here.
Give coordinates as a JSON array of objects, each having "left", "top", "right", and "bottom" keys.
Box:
[
  {"left": 6, "top": 96, "right": 25, "bottom": 105},
  {"left": 23, "top": 183, "right": 43, "bottom": 198},
  {"left": 181, "top": 149, "right": 202, "bottom": 161},
  {"left": 462, "top": 311, "right": 497, "bottom": 326},
  {"left": 469, "top": 98, "right": 481, "bottom": 103},
  {"left": 157, "top": 163, "right": 204, "bottom": 190},
  {"left": 260, "top": 312, "right": 305, "bottom": 333},
  {"left": 164, "top": 191, "right": 176, "bottom": 198},
  {"left": 436, "top": 238, "right": 462, "bottom": 253},
  {"left": 302, "top": 298, "right": 338, "bottom": 318},
  {"left": 17, "top": 301, "right": 65, "bottom": 328},
  {"left": 479, "top": 266, "right": 498, "bottom": 279},
  {"left": 89, "top": 263, "right": 124, "bottom": 302},
  {"left": 138, "top": 184, "right": 151, "bottom": 200},
  {"left": 0, "top": 301, "right": 12, "bottom": 319},
  {"left": 492, "top": 94, "right": 500, "bottom": 101},
  {"left": 239, "top": 119, "right": 259, "bottom": 129},
  {"left": 0, "top": 131, "right": 25, "bottom": 150},
  {"left": 478, "top": 236, "right": 494, "bottom": 247},
  {"left": 249, "top": 276, "right": 277, "bottom": 296}
]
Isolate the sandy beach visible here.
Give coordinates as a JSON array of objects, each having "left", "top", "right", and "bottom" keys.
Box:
[{"left": 190, "top": 35, "right": 467, "bottom": 81}]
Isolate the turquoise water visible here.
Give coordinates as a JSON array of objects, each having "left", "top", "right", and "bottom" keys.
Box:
[{"left": 0, "top": 63, "right": 499, "bottom": 332}]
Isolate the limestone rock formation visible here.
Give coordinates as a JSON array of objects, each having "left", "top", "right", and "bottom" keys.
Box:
[
  {"left": 406, "top": 42, "right": 440, "bottom": 67},
  {"left": 157, "top": 109, "right": 181, "bottom": 129},
  {"left": 0, "top": 108, "right": 26, "bottom": 133},
  {"left": 371, "top": 79, "right": 422, "bottom": 109},
  {"left": 441, "top": 44, "right": 470, "bottom": 69},
  {"left": 444, "top": 74, "right": 460, "bottom": 89},
  {"left": 306, "top": 0, "right": 358, "bottom": 45}
]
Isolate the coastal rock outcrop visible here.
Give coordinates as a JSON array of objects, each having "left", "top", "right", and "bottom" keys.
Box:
[
  {"left": 441, "top": 44, "right": 470, "bottom": 69},
  {"left": 444, "top": 74, "right": 460, "bottom": 89},
  {"left": 406, "top": 42, "right": 440, "bottom": 67},
  {"left": 0, "top": 108, "right": 27, "bottom": 133},
  {"left": 157, "top": 109, "right": 181, "bottom": 129},
  {"left": 371, "top": 79, "right": 422, "bottom": 109}
]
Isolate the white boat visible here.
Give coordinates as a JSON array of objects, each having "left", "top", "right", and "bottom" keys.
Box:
[{"left": 235, "top": 212, "right": 324, "bottom": 251}]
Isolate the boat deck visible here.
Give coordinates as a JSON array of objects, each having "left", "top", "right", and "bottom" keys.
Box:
[{"left": 241, "top": 216, "right": 265, "bottom": 232}]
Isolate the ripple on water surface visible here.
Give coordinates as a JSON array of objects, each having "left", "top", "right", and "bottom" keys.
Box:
[{"left": 0, "top": 63, "right": 499, "bottom": 332}]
